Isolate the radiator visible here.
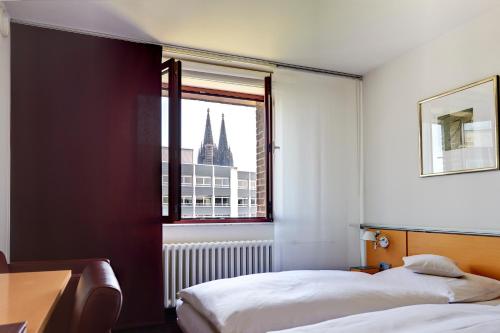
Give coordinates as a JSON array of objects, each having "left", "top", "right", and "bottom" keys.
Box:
[{"left": 163, "top": 240, "right": 273, "bottom": 308}]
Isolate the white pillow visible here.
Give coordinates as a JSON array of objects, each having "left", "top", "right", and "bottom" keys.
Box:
[
  {"left": 403, "top": 254, "right": 464, "bottom": 277},
  {"left": 374, "top": 267, "right": 500, "bottom": 303}
]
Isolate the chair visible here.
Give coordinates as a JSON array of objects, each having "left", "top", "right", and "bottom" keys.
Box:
[
  {"left": 70, "top": 261, "right": 122, "bottom": 333},
  {"left": 0, "top": 322, "right": 27, "bottom": 333},
  {"left": 0, "top": 251, "right": 112, "bottom": 333},
  {"left": 0, "top": 251, "right": 8, "bottom": 273}
]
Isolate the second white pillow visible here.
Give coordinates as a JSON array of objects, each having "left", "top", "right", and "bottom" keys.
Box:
[{"left": 403, "top": 254, "right": 464, "bottom": 278}]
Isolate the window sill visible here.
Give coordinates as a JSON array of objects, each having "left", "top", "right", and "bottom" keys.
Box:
[{"left": 163, "top": 221, "right": 273, "bottom": 227}]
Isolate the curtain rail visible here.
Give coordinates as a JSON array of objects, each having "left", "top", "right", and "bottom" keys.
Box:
[{"left": 13, "top": 18, "right": 363, "bottom": 80}]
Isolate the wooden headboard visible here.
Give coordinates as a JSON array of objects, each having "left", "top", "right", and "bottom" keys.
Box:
[
  {"left": 365, "top": 228, "right": 500, "bottom": 280},
  {"left": 366, "top": 229, "right": 406, "bottom": 268}
]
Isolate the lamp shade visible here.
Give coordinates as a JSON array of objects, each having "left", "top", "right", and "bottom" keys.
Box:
[{"left": 361, "top": 230, "right": 377, "bottom": 241}]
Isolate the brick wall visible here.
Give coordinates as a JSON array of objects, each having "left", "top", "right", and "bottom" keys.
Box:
[{"left": 255, "top": 102, "right": 266, "bottom": 217}]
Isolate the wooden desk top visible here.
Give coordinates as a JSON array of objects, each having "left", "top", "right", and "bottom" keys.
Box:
[{"left": 0, "top": 271, "right": 71, "bottom": 333}]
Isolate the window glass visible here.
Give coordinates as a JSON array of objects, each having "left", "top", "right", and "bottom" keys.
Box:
[
  {"left": 214, "top": 177, "right": 230, "bottom": 187},
  {"left": 181, "top": 175, "right": 192, "bottom": 186},
  {"left": 161, "top": 62, "right": 270, "bottom": 221},
  {"left": 196, "top": 196, "right": 212, "bottom": 206}
]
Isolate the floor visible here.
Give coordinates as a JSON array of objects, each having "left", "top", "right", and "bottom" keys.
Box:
[{"left": 115, "top": 309, "right": 182, "bottom": 333}]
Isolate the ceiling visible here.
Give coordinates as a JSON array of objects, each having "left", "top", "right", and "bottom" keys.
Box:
[{"left": 4, "top": 0, "right": 500, "bottom": 75}]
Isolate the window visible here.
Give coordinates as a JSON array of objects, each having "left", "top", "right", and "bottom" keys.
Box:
[
  {"left": 162, "top": 196, "right": 168, "bottom": 205},
  {"left": 214, "top": 177, "right": 230, "bottom": 188},
  {"left": 162, "top": 175, "right": 168, "bottom": 184},
  {"left": 196, "top": 196, "right": 212, "bottom": 206},
  {"left": 181, "top": 196, "right": 192, "bottom": 205},
  {"left": 196, "top": 176, "right": 212, "bottom": 187},
  {"left": 214, "top": 197, "right": 230, "bottom": 206},
  {"left": 181, "top": 175, "right": 192, "bottom": 186},
  {"left": 162, "top": 58, "right": 273, "bottom": 223},
  {"left": 238, "top": 179, "right": 248, "bottom": 189}
]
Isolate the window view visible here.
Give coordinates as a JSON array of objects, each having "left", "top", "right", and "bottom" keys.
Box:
[{"left": 162, "top": 61, "right": 270, "bottom": 221}]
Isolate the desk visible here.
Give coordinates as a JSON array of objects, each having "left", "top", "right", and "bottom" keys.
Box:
[{"left": 0, "top": 271, "right": 71, "bottom": 333}]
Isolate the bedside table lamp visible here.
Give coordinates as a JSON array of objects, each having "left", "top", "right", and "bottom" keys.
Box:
[{"left": 361, "top": 230, "right": 390, "bottom": 250}]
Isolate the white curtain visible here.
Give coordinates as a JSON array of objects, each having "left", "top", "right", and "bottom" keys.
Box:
[{"left": 273, "top": 68, "right": 361, "bottom": 271}]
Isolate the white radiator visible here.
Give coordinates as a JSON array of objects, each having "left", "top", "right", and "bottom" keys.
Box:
[{"left": 163, "top": 240, "right": 273, "bottom": 308}]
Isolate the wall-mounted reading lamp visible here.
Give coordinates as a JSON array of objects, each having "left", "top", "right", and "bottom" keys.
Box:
[{"left": 361, "top": 230, "right": 390, "bottom": 249}]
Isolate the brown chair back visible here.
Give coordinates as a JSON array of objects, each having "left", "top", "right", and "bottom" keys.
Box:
[
  {"left": 0, "top": 322, "right": 27, "bottom": 333},
  {"left": 70, "top": 261, "right": 122, "bottom": 333},
  {"left": 0, "top": 251, "right": 8, "bottom": 273}
]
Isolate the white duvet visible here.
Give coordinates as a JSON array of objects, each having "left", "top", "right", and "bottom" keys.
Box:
[
  {"left": 269, "top": 303, "right": 500, "bottom": 333},
  {"left": 178, "top": 270, "right": 449, "bottom": 333}
]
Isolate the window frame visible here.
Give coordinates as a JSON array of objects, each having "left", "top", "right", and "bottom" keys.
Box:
[
  {"left": 195, "top": 176, "right": 212, "bottom": 187},
  {"left": 181, "top": 196, "right": 193, "bottom": 206},
  {"left": 162, "top": 59, "right": 273, "bottom": 224},
  {"left": 214, "top": 196, "right": 230, "bottom": 207},
  {"left": 195, "top": 196, "right": 212, "bottom": 206},
  {"left": 238, "top": 197, "right": 249, "bottom": 207},
  {"left": 214, "top": 177, "right": 230, "bottom": 188},
  {"left": 181, "top": 175, "right": 193, "bottom": 186},
  {"left": 238, "top": 179, "right": 248, "bottom": 189}
]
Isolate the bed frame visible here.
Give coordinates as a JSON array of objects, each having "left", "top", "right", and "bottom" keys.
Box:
[{"left": 365, "top": 228, "right": 500, "bottom": 280}]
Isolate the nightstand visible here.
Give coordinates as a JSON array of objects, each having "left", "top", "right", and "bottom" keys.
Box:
[{"left": 349, "top": 266, "right": 379, "bottom": 274}]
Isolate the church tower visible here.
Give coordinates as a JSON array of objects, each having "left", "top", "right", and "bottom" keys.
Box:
[
  {"left": 216, "top": 114, "right": 234, "bottom": 166},
  {"left": 197, "top": 109, "right": 234, "bottom": 166},
  {"left": 197, "top": 109, "right": 218, "bottom": 165}
]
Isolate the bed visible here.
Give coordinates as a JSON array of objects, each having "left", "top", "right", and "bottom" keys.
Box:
[
  {"left": 176, "top": 269, "right": 449, "bottom": 333},
  {"left": 268, "top": 303, "right": 500, "bottom": 333},
  {"left": 176, "top": 229, "right": 500, "bottom": 333}
]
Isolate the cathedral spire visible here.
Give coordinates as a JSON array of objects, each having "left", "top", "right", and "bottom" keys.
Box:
[
  {"left": 198, "top": 108, "right": 218, "bottom": 165},
  {"left": 217, "top": 113, "right": 234, "bottom": 166},
  {"left": 202, "top": 109, "right": 214, "bottom": 145}
]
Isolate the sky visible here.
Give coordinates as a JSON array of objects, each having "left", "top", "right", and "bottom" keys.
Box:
[{"left": 162, "top": 98, "right": 257, "bottom": 172}]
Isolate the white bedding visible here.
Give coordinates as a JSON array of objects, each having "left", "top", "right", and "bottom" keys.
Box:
[
  {"left": 176, "top": 299, "right": 217, "bottom": 333},
  {"left": 178, "top": 270, "right": 449, "bottom": 333},
  {"left": 269, "top": 303, "right": 500, "bottom": 333}
]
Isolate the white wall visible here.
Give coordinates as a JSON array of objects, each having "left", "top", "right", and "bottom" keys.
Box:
[
  {"left": 273, "top": 68, "right": 361, "bottom": 271},
  {"left": 163, "top": 223, "right": 274, "bottom": 243},
  {"left": 0, "top": 3, "right": 10, "bottom": 260},
  {"left": 363, "top": 5, "right": 500, "bottom": 232}
]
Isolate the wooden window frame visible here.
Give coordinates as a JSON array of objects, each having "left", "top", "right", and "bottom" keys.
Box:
[{"left": 162, "top": 59, "right": 273, "bottom": 224}]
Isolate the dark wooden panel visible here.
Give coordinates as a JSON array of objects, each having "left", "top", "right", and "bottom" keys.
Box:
[{"left": 11, "top": 24, "right": 163, "bottom": 328}]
